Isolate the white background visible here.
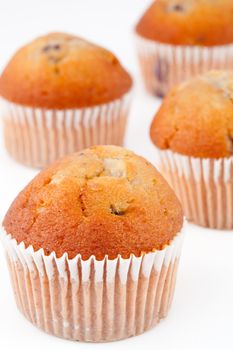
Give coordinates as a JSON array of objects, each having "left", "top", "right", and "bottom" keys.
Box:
[{"left": 0, "top": 1, "right": 233, "bottom": 349}]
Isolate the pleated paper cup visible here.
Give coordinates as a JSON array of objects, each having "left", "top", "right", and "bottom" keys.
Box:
[
  {"left": 1, "top": 92, "right": 131, "bottom": 168},
  {"left": 1, "top": 227, "right": 184, "bottom": 342},
  {"left": 157, "top": 149, "right": 233, "bottom": 229},
  {"left": 135, "top": 33, "right": 233, "bottom": 98}
]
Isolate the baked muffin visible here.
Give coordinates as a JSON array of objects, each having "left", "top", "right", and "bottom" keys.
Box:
[
  {"left": 0, "top": 32, "right": 132, "bottom": 167},
  {"left": 2, "top": 145, "right": 184, "bottom": 342},
  {"left": 150, "top": 70, "right": 233, "bottom": 229},
  {"left": 135, "top": 0, "right": 233, "bottom": 97}
]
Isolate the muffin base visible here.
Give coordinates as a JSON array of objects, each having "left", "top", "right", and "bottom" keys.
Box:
[
  {"left": 135, "top": 33, "right": 233, "bottom": 97},
  {"left": 1, "top": 229, "right": 184, "bottom": 342},
  {"left": 157, "top": 150, "right": 233, "bottom": 229},
  {"left": 2, "top": 92, "right": 131, "bottom": 168}
]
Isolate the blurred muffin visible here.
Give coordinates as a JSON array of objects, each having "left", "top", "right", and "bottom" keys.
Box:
[
  {"left": 150, "top": 70, "right": 233, "bottom": 229},
  {"left": 135, "top": 0, "right": 233, "bottom": 97},
  {"left": 2, "top": 145, "right": 184, "bottom": 342},
  {"left": 0, "top": 32, "right": 132, "bottom": 167}
]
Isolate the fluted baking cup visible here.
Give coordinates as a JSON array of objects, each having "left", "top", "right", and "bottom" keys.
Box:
[
  {"left": 135, "top": 33, "right": 233, "bottom": 97},
  {"left": 1, "top": 226, "right": 184, "bottom": 342},
  {"left": 1, "top": 92, "right": 131, "bottom": 168},
  {"left": 157, "top": 150, "right": 233, "bottom": 229}
]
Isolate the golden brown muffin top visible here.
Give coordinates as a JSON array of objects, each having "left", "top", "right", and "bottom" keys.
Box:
[
  {"left": 0, "top": 32, "right": 132, "bottom": 109},
  {"left": 3, "top": 146, "right": 183, "bottom": 260},
  {"left": 136, "top": 0, "right": 233, "bottom": 46},
  {"left": 150, "top": 71, "right": 233, "bottom": 158}
]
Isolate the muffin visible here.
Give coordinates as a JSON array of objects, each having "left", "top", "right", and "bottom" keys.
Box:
[
  {"left": 1, "top": 145, "right": 184, "bottom": 342},
  {"left": 135, "top": 0, "right": 233, "bottom": 98},
  {"left": 0, "top": 32, "right": 132, "bottom": 167},
  {"left": 150, "top": 70, "right": 233, "bottom": 229}
]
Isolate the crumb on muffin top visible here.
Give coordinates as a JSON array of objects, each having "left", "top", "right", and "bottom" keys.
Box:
[
  {"left": 3, "top": 146, "right": 183, "bottom": 260},
  {"left": 150, "top": 70, "right": 233, "bottom": 158},
  {"left": 136, "top": 0, "right": 233, "bottom": 46},
  {"left": 0, "top": 32, "right": 132, "bottom": 109}
]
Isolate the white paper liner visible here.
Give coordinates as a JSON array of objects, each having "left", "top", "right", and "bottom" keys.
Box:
[
  {"left": 135, "top": 33, "right": 233, "bottom": 97},
  {"left": 1, "top": 91, "right": 131, "bottom": 168},
  {"left": 1, "top": 226, "right": 184, "bottom": 342},
  {"left": 157, "top": 149, "right": 233, "bottom": 229}
]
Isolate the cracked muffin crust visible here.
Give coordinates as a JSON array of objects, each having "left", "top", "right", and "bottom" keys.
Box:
[
  {"left": 3, "top": 146, "right": 183, "bottom": 260},
  {"left": 0, "top": 32, "right": 132, "bottom": 108},
  {"left": 136, "top": 0, "right": 233, "bottom": 46},
  {"left": 150, "top": 70, "right": 233, "bottom": 158}
]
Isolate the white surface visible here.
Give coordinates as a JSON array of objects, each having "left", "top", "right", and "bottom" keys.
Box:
[{"left": 0, "top": 0, "right": 233, "bottom": 349}]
